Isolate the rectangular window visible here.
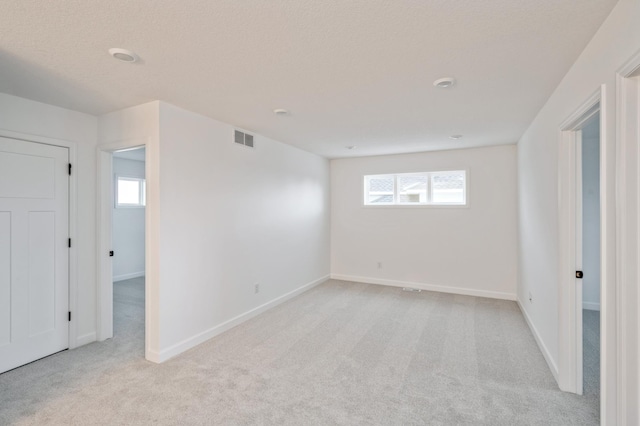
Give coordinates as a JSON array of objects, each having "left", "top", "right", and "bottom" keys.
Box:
[
  {"left": 365, "top": 175, "right": 395, "bottom": 205},
  {"left": 430, "top": 171, "right": 465, "bottom": 204},
  {"left": 364, "top": 171, "right": 466, "bottom": 206},
  {"left": 116, "top": 176, "right": 146, "bottom": 207}
]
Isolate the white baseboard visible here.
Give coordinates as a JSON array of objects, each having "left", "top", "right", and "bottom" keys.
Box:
[
  {"left": 150, "top": 274, "right": 330, "bottom": 364},
  {"left": 113, "top": 271, "right": 145, "bottom": 282},
  {"left": 517, "top": 299, "right": 559, "bottom": 381},
  {"left": 75, "top": 331, "right": 97, "bottom": 348},
  {"left": 145, "top": 348, "right": 162, "bottom": 364},
  {"left": 330, "top": 274, "right": 517, "bottom": 301},
  {"left": 583, "top": 302, "right": 600, "bottom": 311}
]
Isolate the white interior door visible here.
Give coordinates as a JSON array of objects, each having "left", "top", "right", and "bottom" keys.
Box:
[{"left": 0, "top": 137, "right": 69, "bottom": 373}]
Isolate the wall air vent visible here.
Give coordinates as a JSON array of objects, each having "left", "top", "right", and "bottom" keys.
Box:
[
  {"left": 234, "top": 130, "right": 255, "bottom": 148},
  {"left": 234, "top": 130, "right": 244, "bottom": 145}
]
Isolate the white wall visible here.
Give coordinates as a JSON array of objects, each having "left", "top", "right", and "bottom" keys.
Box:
[
  {"left": 100, "top": 102, "right": 330, "bottom": 360},
  {"left": 517, "top": 0, "right": 640, "bottom": 422},
  {"left": 0, "top": 92, "right": 98, "bottom": 346},
  {"left": 581, "top": 118, "right": 600, "bottom": 311},
  {"left": 112, "top": 156, "right": 146, "bottom": 281},
  {"left": 331, "top": 145, "right": 518, "bottom": 300},
  {"left": 156, "top": 102, "right": 330, "bottom": 358}
]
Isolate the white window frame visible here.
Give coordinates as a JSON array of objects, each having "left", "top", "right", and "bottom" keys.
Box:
[
  {"left": 115, "top": 175, "right": 146, "bottom": 208},
  {"left": 363, "top": 170, "right": 467, "bottom": 207}
]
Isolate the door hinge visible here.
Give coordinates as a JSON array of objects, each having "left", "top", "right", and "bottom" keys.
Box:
[
  {"left": 68, "top": 238, "right": 72, "bottom": 248},
  {"left": 576, "top": 270, "right": 583, "bottom": 279},
  {"left": 68, "top": 311, "right": 71, "bottom": 322},
  {"left": 68, "top": 163, "right": 72, "bottom": 176}
]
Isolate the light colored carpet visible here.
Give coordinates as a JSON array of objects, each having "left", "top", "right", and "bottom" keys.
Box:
[
  {"left": 0, "top": 279, "right": 598, "bottom": 425},
  {"left": 583, "top": 309, "right": 600, "bottom": 400}
]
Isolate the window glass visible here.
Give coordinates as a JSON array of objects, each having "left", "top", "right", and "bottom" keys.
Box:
[
  {"left": 398, "top": 175, "right": 428, "bottom": 204},
  {"left": 364, "top": 171, "right": 466, "bottom": 206},
  {"left": 431, "top": 172, "right": 465, "bottom": 204},
  {"left": 116, "top": 177, "right": 145, "bottom": 207},
  {"left": 366, "top": 175, "right": 395, "bottom": 204}
]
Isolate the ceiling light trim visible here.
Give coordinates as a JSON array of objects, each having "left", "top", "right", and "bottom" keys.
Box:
[
  {"left": 108, "top": 48, "right": 139, "bottom": 63},
  {"left": 433, "top": 77, "right": 456, "bottom": 88}
]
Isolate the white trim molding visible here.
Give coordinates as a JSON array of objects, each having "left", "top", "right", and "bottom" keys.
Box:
[
  {"left": 557, "top": 87, "right": 604, "bottom": 395},
  {"left": 615, "top": 48, "right": 640, "bottom": 425},
  {"left": 330, "top": 274, "right": 516, "bottom": 301},
  {"left": 96, "top": 138, "right": 153, "bottom": 357},
  {"left": 113, "top": 271, "right": 145, "bottom": 282},
  {"left": 148, "top": 275, "right": 330, "bottom": 363},
  {"left": 518, "top": 300, "right": 559, "bottom": 381},
  {"left": 76, "top": 332, "right": 97, "bottom": 347},
  {"left": 583, "top": 302, "right": 601, "bottom": 311}
]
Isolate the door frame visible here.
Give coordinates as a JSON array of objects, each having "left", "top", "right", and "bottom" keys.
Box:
[
  {"left": 615, "top": 49, "right": 640, "bottom": 425},
  {"left": 0, "top": 129, "right": 79, "bottom": 349},
  {"left": 557, "top": 87, "right": 607, "bottom": 399},
  {"left": 96, "top": 138, "right": 148, "bottom": 343}
]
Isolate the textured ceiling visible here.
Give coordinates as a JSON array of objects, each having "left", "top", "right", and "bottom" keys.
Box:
[{"left": 0, "top": 0, "right": 617, "bottom": 158}]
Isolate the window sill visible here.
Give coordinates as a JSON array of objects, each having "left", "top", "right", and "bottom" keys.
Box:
[
  {"left": 362, "top": 203, "right": 469, "bottom": 209},
  {"left": 115, "top": 205, "right": 146, "bottom": 209}
]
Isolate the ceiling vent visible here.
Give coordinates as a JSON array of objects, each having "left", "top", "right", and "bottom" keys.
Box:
[{"left": 234, "top": 130, "right": 254, "bottom": 148}]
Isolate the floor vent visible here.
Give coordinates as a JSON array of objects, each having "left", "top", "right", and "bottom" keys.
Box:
[
  {"left": 402, "top": 287, "right": 422, "bottom": 293},
  {"left": 234, "top": 130, "right": 255, "bottom": 148}
]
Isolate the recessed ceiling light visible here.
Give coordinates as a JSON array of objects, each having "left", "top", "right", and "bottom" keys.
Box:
[
  {"left": 347, "top": 146, "right": 356, "bottom": 150},
  {"left": 433, "top": 77, "right": 456, "bottom": 88},
  {"left": 108, "top": 48, "right": 139, "bottom": 63},
  {"left": 449, "top": 135, "right": 463, "bottom": 140},
  {"left": 273, "top": 109, "right": 288, "bottom": 115}
]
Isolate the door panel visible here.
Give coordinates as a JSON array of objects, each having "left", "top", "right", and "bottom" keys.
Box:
[
  {"left": 0, "top": 137, "right": 68, "bottom": 373},
  {"left": 28, "top": 211, "right": 56, "bottom": 336},
  {"left": 0, "top": 151, "right": 55, "bottom": 199}
]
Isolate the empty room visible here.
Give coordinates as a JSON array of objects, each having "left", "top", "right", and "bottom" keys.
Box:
[{"left": 1, "top": 1, "right": 640, "bottom": 425}]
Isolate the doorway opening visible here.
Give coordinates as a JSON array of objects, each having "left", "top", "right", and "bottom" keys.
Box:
[
  {"left": 97, "top": 139, "right": 151, "bottom": 361},
  {"left": 579, "top": 113, "right": 600, "bottom": 405},
  {"left": 557, "top": 87, "right": 607, "bottom": 416},
  {"left": 112, "top": 148, "right": 146, "bottom": 349}
]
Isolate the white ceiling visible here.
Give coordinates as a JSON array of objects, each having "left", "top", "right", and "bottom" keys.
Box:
[{"left": 0, "top": 0, "right": 617, "bottom": 158}]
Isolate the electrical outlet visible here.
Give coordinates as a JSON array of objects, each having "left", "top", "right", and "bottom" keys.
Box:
[
  {"left": 254, "top": 283, "right": 260, "bottom": 294},
  {"left": 377, "top": 261, "right": 383, "bottom": 269},
  {"left": 528, "top": 292, "right": 533, "bottom": 303}
]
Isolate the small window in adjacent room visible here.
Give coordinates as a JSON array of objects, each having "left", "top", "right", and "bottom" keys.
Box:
[
  {"left": 116, "top": 176, "right": 146, "bottom": 207},
  {"left": 364, "top": 170, "right": 466, "bottom": 206}
]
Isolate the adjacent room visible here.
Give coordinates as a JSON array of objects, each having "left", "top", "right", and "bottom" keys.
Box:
[
  {"left": 1, "top": 1, "right": 640, "bottom": 424},
  {"left": 580, "top": 114, "right": 601, "bottom": 402},
  {"left": 112, "top": 147, "right": 146, "bottom": 351}
]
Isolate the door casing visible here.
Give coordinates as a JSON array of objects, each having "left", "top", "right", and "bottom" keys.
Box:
[
  {"left": 97, "top": 138, "right": 154, "bottom": 360},
  {"left": 557, "top": 88, "right": 606, "bottom": 402}
]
